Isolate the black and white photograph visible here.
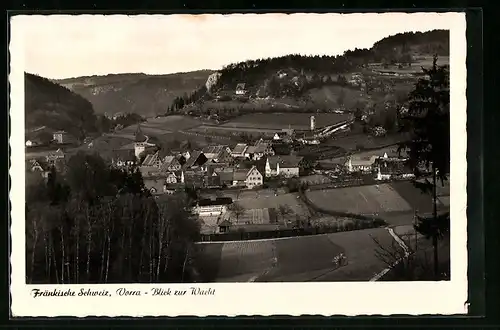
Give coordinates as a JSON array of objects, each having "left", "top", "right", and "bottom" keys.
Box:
[{"left": 10, "top": 13, "right": 468, "bottom": 317}]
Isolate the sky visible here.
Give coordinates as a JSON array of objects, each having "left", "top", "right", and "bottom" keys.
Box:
[{"left": 13, "top": 13, "right": 453, "bottom": 79}]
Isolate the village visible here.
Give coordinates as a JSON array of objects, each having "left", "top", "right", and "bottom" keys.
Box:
[{"left": 25, "top": 117, "right": 418, "bottom": 239}]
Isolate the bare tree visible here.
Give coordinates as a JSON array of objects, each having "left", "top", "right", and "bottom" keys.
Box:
[
  {"left": 227, "top": 202, "right": 245, "bottom": 223},
  {"left": 277, "top": 204, "right": 293, "bottom": 224}
]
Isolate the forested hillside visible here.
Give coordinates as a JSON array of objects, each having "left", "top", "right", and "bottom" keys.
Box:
[
  {"left": 166, "top": 29, "right": 449, "bottom": 117},
  {"left": 25, "top": 73, "right": 98, "bottom": 141},
  {"left": 211, "top": 30, "right": 449, "bottom": 94}
]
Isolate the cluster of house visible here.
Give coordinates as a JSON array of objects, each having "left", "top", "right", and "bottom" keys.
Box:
[
  {"left": 25, "top": 148, "right": 66, "bottom": 177},
  {"left": 344, "top": 152, "right": 415, "bottom": 181},
  {"left": 109, "top": 138, "right": 307, "bottom": 196},
  {"left": 25, "top": 130, "right": 76, "bottom": 147}
]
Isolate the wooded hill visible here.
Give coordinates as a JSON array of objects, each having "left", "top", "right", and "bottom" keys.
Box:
[
  {"left": 211, "top": 30, "right": 449, "bottom": 95},
  {"left": 25, "top": 73, "right": 99, "bottom": 141},
  {"left": 52, "top": 30, "right": 448, "bottom": 119}
]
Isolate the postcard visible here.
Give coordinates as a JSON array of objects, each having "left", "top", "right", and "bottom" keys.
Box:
[{"left": 10, "top": 12, "right": 468, "bottom": 317}]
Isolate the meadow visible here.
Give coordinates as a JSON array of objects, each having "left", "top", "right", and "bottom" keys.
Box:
[
  {"left": 220, "top": 112, "right": 352, "bottom": 131},
  {"left": 305, "top": 184, "right": 413, "bottom": 215}
]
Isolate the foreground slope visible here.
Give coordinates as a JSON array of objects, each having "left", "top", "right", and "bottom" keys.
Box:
[{"left": 195, "top": 228, "right": 394, "bottom": 282}]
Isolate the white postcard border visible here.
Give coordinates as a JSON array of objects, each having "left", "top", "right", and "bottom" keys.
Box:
[{"left": 9, "top": 12, "right": 468, "bottom": 317}]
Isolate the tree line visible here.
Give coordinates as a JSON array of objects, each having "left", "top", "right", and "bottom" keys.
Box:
[
  {"left": 26, "top": 151, "right": 200, "bottom": 284},
  {"left": 95, "top": 112, "right": 146, "bottom": 134}
]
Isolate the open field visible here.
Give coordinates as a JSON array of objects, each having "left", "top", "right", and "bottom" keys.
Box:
[
  {"left": 220, "top": 112, "right": 352, "bottom": 131},
  {"left": 188, "top": 124, "right": 277, "bottom": 137},
  {"left": 195, "top": 227, "right": 395, "bottom": 282},
  {"left": 297, "top": 145, "right": 346, "bottom": 160},
  {"left": 389, "top": 181, "right": 435, "bottom": 214},
  {"left": 307, "top": 85, "right": 369, "bottom": 110},
  {"left": 323, "top": 133, "right": 407, "bottom": 152},
  {"left": 305, "top": 184, "right": 412, "bottom": 215},
  {"left": 121, "top": 115, "right": 204, "bottom": 135}
]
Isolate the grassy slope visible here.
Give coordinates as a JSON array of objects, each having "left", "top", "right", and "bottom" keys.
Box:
[{"left": 55, "top": 70, "right": 214, "bottom": 117}]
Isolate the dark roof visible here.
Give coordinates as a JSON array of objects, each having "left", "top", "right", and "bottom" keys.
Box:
[
  {"left": 219, "top": 220, "right": 232, "bottom": 227},
  {"left": 184, "top": 150, "right": 206, "bottom": 168},
  {"left": 218, "top": 170, "right": 234, "bottom": 182},
  {"left": 233, "top": 169, "right": 249, "bottom": 181},
  {"left": 245, "top": 146, "right": 257, "bottom": 154},
  {"left": 253, "top": 143, "right": 270, "bottom": 153},
  {"left": 268, "top": 155, "right": 303, "bottom": 168},
  {"left": 279, "top": 155, "right": 304, "bottom": 168}
]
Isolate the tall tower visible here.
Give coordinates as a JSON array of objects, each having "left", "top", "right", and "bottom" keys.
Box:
[{"left": 310, "top": 115, "right": 316, "bottom": 131}]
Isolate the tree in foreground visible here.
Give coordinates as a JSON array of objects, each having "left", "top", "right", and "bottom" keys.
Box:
[
  {"left": 398, "top": 55, "right": 450, "bottom": 279},
  {"left": 25, "top": 152, "right": 201, "bottom": 284}
]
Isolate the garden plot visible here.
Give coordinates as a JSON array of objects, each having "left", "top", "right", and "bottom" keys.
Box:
[
  {"left": 305, "top": 184, "right": 412, "bottom": 215},
  {"left": 231, "top": 208, "right": 271, "bottom": 225},
  {"left": 237, "top": 193, "right": 310, "bottom": 217}
]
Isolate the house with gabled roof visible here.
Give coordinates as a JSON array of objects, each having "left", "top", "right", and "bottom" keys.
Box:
[
  {"left": 245, "top": 141, "right": 274, "bottom": 160},
  {"left": 46, "top": 148, "right": 65, "bottom": 165},
  {"left": 203, "top": 145, "right": 233, "bottom": 163},
  {"left": 142, "top": 150, "right": 162, "bottom": 167},
  {"left": 164, "top": 170, "right": 184, "bottom": 184},
  {"left": 160, "top": 155, "right": 182, "bottom": 172},
  {"left": 345, "top": 155, "right": 379, "bottom": 173},
  {"left": 183, "top": 150, "right": 208, "bottom": 170},
  {"left": 265, "top": 155, "right": 304, "bottom": 177},
  {"left": 230, "top": 166, "right": 263, "bottom": 188},
  {"left": 27, "top": 158, "right": 51, "bottom": 178}
]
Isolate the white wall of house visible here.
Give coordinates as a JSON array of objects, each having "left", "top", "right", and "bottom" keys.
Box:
[{"left": 245, "top": 168, "right": 263, "bottom": 188}]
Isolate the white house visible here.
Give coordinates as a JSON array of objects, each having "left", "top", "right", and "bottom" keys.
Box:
[
  {"left": 134, "top": 141, "right": 156, "bottom": 160},
  {"left": 265, "top": 155, "right": 303, "bottom": 177},
  {"left": 25, "top": 140, "right": 40, "bottom": 147},
  {"left": 244, "top": 141, "right": 274, "bottom": 160},
  {"left": 52, "top": 131, "right": 73, "bottom": 144},
  {"left": 244, "top": 166, "right": 263, "bottom": 188},
  {"left": 160, "top": 155, "right": 182, "bottom": 172},
  {"left": 232, "top": 166, "right": 263, "bottom": 189},
  {"left": 345, "top": 155, "right": 379, "bottom": 173}
]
